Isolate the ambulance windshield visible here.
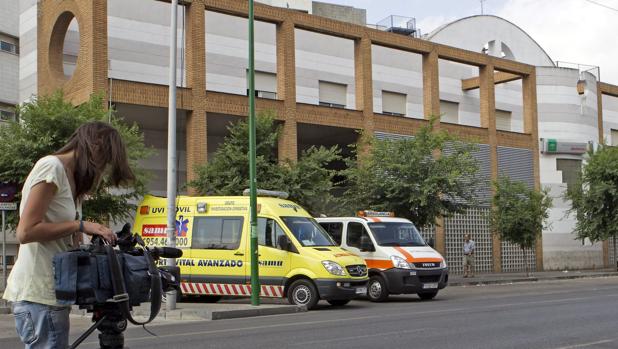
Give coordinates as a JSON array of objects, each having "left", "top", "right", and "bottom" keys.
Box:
[
  {"left": 368, "top": 222, "right": 426, "bottom": 247},
  {"left": 282, "top": 217, "right": 336, "bottom": 247}
]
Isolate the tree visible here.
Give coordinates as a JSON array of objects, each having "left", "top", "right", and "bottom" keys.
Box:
[
  {"left": 189, "top": 110, "right": 342, "bottom": 216},
  {"left": 342, "top": 119, "right": 480, "bottom": 228},
  {"left": 490, "top": 176, "right": 552, "bottom": 276},
  {"left": 566, "top": 145, "right": 618, "bottom": 261},
  {"left": 0, "top": 92, "right": 152, "bottom": 225}
]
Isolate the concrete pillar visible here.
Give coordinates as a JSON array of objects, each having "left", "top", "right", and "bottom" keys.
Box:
[
  {"left": 523, "top": 71, "right": 543, "bottom": 271},
  {"left": 276, "top": 20, "right": 298, "bottom": 162},
  {"left": 480, "top": 64, "right": 501, "bottom": 273},
  {"left": 185, "top": 0, "right": 207, "bottom": 194}
]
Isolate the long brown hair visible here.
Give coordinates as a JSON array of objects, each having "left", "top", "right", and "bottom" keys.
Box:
[{"left": 55, "top": 121, "right": 135, "bottom": 199}]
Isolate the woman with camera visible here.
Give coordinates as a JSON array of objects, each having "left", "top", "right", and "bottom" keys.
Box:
[{"left": 3, "top": 121, "right": 135, "bottom": 348}]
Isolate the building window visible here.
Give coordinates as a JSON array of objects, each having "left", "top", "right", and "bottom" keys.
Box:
[
  {"left": 496, "top": 109, "right": 512, "bottom": 131},
  {"left": 246, "top": 71, "right": 277, "bottom": 99},
  {"left": 0, "top": 110, "right": 15, "bottom": 122},
  {"left": 556, "top": 159, "right": 582, "bottom": 190},
  {"left": 382, "top": 91, "right": 406, "bottom": 116},
  {"left": 1, "top": 255, "right": 15, "bottom": 266},
  {"left": 611, "top": 129, "right": 618, "bottom": 146},
  {"left": 440, "top": 100, "right": 458, "bottom": 123},
  {"left": 319, "top": 81, "right": 347, "bottom": 108},
  {"left": 0, "top": 41, "right": 17, "bottom": 54}
]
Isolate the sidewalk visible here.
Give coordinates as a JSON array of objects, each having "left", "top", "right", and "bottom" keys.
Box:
[{"left": 449, "top": 268, "right": 618, "bottom": 286}]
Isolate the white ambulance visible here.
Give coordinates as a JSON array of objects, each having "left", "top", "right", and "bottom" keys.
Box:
[{"left": 317, "top": 211, "right": 448, "bottom": 301}]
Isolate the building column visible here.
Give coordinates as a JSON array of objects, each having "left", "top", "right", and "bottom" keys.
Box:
[
  {"left": 523, "top": 71, "right": 543, "bottom": 271},
  {"left": 422, "top": 50, "right": 440, "bottom": 119},
  {"left": 185, "top": 0, "right": 207, "bottom": 194},
  {"left": 277, "top": 20, "right": 298, "bottom": 163},
  {"left": 354, "top": 34, "right": 374, "bottom": 134},
  {"left": 480, "top": 64, "right": 502, "bottom": 273},
  {"left": 421, "top": 50, "right": 446, "bottom": 255},
  {"left": 38, "top": 0, "right": 108, "bottom": 103}
]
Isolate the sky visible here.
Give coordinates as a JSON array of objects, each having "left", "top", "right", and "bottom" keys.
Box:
[{"left": 317, "top": 0, "right": 618, "bottom": 83}]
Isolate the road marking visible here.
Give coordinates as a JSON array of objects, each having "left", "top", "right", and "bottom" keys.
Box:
[
  {"left": 552, "top": 338, "right": 617, "bottom": 349},
  {"left": 290, "top": 328, "right": 432, "bottom": 346},
  {"left": 79, "top": 288, "right": 618, "bottom": 346}
]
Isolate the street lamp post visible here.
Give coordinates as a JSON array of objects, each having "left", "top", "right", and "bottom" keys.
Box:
[{"left": 165, "top": 0, "right": 179, "bottom": 311}]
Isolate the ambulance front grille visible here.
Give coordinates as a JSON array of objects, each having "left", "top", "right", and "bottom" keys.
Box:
[
  {"left": 346, "top": 265, "right": 368, "bottom": 277},
  {"left": 412, "top": 262, "right": 441, "bottom": 269}
]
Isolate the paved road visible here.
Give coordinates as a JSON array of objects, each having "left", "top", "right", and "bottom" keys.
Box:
[{"left": 2, "top": 277, "right": 618, "bottom": 348}]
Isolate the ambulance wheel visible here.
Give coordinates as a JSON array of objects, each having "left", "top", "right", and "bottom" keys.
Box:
[
  {"left": 201, "top": 295, "right": 222, "bottom": 303},
  {"left": 417, "top": 291, "right": 438, "bottom": 300},
  {"left": 367, "top": 275, "right": 389, "bottom": 302},
  {"left": 327, "top": 299, "right": 350, "bottom": 307},
  {"left": 287, "top": 279, "right": 319, "bottom": 310}
]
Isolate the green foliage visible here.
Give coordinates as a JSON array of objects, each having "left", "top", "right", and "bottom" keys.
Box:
[
  {"left": 566, "top": 145, "right": 618, "bottom": 243},
  {"left": 342, "top": 119, "right": 480, "bottom": 228},
  {"left": 491, "top": 176, "right": 552, "bottom": 250},
  {"left": 189, "top": 111, "right": 342, "bottom": 216},
  {"left": 0, "top": 92, "right": 152, "bottom": 225}
]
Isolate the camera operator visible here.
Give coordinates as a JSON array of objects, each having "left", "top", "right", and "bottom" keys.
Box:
[{"left": 3, "top": 121, "right": 135, "bottom": 349}]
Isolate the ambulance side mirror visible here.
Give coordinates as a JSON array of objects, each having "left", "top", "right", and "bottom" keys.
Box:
[
  {"left": 278, "top": 235, "right": 298, "bottom": 253},
  {"left": 360, "top": 234, "right": 375, "bottom": 252},
  {"left": 427, "top": 237, "right": 435, "bottom": 249}
]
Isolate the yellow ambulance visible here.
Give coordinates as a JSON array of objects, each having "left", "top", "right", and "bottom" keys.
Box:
[{"left": 133, "top": 191, "right": 368, "bottom": 309}]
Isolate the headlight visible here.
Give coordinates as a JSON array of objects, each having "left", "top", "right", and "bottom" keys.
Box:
[
  {"left": 322, "top": 260, "right": 346, "bottom": 276},
  {"left": 440, "top": 260, "right": 447, "bottom": 268},
  {"left": 390, "top": 255, "right": 411, "bottom": 269}
]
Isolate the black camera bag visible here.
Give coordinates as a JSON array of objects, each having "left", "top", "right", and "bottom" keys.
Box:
[{"left": 53, "top": 243, "right": 162, "bottom": 325}]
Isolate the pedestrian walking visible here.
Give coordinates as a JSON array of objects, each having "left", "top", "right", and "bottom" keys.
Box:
[{"left": 463, "top": 233, "right": 475, "bottom": 278}]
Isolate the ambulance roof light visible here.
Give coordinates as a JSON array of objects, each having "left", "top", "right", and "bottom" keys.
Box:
[
  {"left": 357, "top": 210, "right": 395, "bottom": 217},
  {"left": 242, "top": 189, "right": 289, "bottom": 199}
]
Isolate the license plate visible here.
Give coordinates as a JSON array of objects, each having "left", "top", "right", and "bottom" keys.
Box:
[
  {"left": 355, "top": 287, "right": 367, "bottom": 294},
  {"left": 422, "top": 283, "right": 438, "bottom": 289}
]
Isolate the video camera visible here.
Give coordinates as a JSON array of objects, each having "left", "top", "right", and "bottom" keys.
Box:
[{"left": 53, "top": 223, "right": 183, "bottom": 349}]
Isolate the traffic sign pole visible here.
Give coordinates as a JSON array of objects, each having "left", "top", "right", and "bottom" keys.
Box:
[
  {"left": 0, "top": 202, "right": 16, "bottom": 291},
  {"left": 2, "top": 209, "right": 6, "bottom": 290}
]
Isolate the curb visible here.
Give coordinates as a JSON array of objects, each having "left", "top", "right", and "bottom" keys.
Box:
[
  {"left": 71, "top": 304, "right": 306, "bottom": 321},
  {"left": 449, "top": 272, "right": 618, "bottom": 287},
  {"left": 211, "top": 305, "right": 307, "bottom": 320}
]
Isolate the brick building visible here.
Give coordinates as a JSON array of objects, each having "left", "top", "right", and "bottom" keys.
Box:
[{"left": 4, "top": 0, "right": 618, "bottom": 273}]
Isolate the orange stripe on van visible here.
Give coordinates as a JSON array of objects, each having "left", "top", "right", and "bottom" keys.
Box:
[
  {"left": 394, "top": 247, "right": 442, "bottom": 263},
  {"left": 365, "top": 259, "right": 394, "bottom": 269}
]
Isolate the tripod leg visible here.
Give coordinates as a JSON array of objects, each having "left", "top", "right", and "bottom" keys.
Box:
[{"left": 69, "top": 315, "right": 107, "bottom": 349}]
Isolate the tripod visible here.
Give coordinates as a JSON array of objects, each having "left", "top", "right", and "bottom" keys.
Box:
[{"left": 70, "top": 304, "right": 128, "bottom": 349}]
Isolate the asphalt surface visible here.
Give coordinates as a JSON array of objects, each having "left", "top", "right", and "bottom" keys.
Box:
[{"left": 2, "top": 276, "right": 618, "bottom": 348}]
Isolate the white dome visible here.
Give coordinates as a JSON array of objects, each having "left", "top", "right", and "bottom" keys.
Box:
[{"left": 426, "top": 15, "right": 555, "bottom": 67}]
